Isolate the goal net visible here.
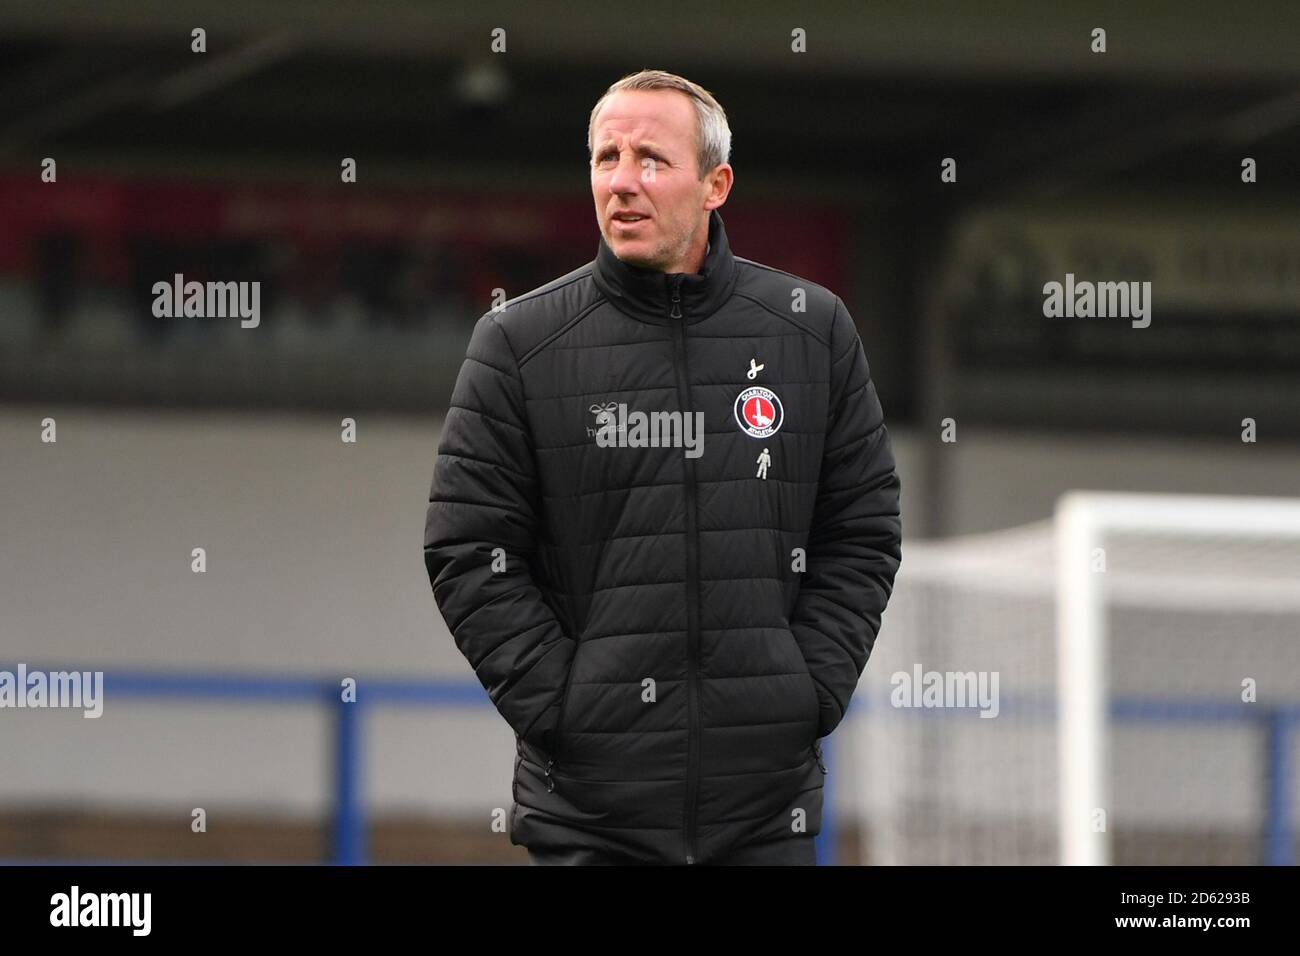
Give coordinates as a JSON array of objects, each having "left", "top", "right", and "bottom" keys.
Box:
[{"left": 841, "top": 492, "right": 1300, "bottom": 865}]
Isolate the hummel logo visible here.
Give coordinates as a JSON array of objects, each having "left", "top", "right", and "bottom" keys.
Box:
[
  {"left": 746, "top": 358, "right": 765, "bottom": 380},
  {"left": 585, "top": 401, "right": 624, "bottom": 438}
]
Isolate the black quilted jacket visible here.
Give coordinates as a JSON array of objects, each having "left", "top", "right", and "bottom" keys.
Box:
[{"left": 424, "top": 209, "right": 902, "bottom": 864}]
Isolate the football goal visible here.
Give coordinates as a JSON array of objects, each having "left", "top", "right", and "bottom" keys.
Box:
[{"left": 841, "top": 491, "right": 1300, "bottom": 865}]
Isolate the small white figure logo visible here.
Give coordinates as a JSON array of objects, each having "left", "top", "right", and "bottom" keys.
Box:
[
  {"left": 746, "top": 358, "right": 765, "bottom": 380},
  {"left": 756, "top": 447, "right": 771, "bottom": 480}
]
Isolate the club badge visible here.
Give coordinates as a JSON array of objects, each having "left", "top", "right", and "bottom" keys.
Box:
[{"left": 734, "top": 385, "right": 783, "bottom": 439}]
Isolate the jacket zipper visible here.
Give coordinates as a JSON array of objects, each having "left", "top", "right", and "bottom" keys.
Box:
[{"left": 667, "top": 273, "right": 701, "bottom": 864}]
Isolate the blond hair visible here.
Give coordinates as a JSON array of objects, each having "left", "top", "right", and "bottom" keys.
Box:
[{"left": 587, "top": 69, "right": 731, "bottom": 179}]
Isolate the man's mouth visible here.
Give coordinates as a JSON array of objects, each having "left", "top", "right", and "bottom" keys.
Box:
[{"left": 612, "top": 212, "right": 650, "bottom": 224}]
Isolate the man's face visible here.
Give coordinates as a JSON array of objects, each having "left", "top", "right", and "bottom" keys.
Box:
[{"left": 590, "top": 89, "right": 721, "bottom": 273}]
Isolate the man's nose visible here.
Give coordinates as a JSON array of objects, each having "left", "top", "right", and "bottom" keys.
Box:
[{"left": 607, "top": 152, "right": 643, "bottom": 195}]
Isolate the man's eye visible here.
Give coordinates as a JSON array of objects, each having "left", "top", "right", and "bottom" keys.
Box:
[{"left": 596, "top": 152, "right": 663, "bottom": 164}]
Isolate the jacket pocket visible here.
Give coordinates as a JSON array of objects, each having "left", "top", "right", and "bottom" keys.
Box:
[
  {"left": 540, "top": 639, "right": 582, "bottom": 795},
  {"left": 552, "top": 635, "right": 584, "bottom": 767},
  {"left": 799, "top": 664, "right": 821, "bottom": 733},
  {"left": 792, "top": 642, "right": 827, "bottom": 775},
  {"left": 780, "top": 622, "right": 820, "bottom": 733},
  {"left": 812, "top": 738, "right": 827, "bottom": 775}
]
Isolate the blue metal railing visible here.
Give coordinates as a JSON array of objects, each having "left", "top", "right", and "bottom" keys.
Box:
[
  {"left": 3, "top": 665, "right": 1294, "bottom": 865},
  {"left": 0, "top": 666, "right": 838, "bottom": 864}
]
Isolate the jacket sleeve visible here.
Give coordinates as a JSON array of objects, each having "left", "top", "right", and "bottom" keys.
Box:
[
  {"left": 790, "top": 296, "right": 903, "bottom": 739},
  {"left": 423, "top": 311, "right": 575, "bottom": 753}
]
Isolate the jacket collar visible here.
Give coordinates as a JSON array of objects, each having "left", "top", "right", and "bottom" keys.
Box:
[{"left": 591, "top": 208, "right": 738, "bottom": 325}]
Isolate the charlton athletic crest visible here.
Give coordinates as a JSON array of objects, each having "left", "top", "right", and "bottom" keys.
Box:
[{"left": 734, "top": 386, "right": 783, "bottom": 439}]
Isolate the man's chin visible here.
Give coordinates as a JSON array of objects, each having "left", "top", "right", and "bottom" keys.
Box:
[{"left": 608, "top": 239, "right": 662, "bottom": 271}]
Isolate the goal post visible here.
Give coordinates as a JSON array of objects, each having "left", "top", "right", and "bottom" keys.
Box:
[
  {"left": 1056, "top": 490, "right": 1300, "bottom": 866},
  {"left": 845, "top": 489, "right": 1300, "bottom": 866}
]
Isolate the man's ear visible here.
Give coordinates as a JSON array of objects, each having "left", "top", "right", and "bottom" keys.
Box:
[{"left": 703, "top": 163, "right": 734, "bottom": 211}]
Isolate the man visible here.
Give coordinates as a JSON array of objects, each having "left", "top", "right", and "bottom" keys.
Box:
[{"left": 424, "top": 70, "right": 902, "bottom": 866}]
